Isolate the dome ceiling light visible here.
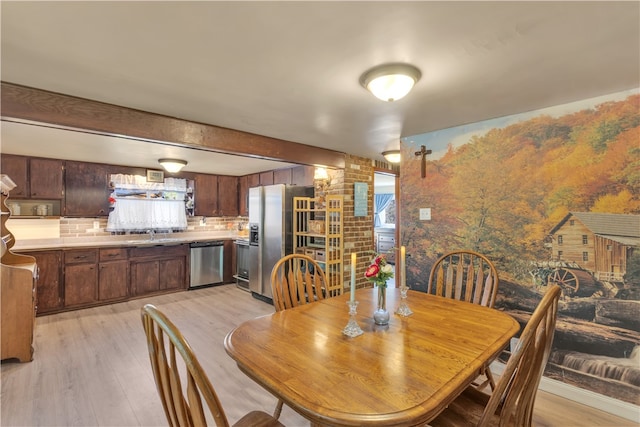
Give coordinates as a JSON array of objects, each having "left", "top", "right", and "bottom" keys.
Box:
[
  {"left": 382, "top": 150, "right": 401, "bottom": 164},
  {"left": 158, "top": 158, "right": 188, "bottom": 173},
  {"left": 360, "top": 63, "right": 421, "bottom": 102}
]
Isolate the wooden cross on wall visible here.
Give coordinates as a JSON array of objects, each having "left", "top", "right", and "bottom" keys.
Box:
[{"left": 414, "top": 145, "right": 432, "bottom": 178}]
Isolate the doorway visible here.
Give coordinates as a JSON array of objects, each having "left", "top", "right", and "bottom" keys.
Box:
[{"left": 373, "top": 172, "right": 398, "bottom": 283}]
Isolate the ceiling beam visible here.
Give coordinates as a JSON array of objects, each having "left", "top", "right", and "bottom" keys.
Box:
[{"left": 1, "top": 82, "right": 345, "bottom": 169}]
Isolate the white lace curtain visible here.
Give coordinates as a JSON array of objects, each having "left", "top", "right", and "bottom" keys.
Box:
[{"left": 106, "top": 199, "right": 187, "bottom": 232}]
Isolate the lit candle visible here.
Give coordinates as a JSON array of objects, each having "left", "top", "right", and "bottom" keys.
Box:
[
  {"left": 401, "top": 246, "right": 407, "bottom": 289},
  {"left": 350, "top": 252, "right": 356, "bottom": 303}
]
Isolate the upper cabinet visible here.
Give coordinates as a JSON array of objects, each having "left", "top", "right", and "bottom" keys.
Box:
[
  {"left": 0, "top": 154, "right": 63, "bottom": 199},
  {"left": 217, "top": 175, "right": 238, "bottom": 216},
  {"left": 64, "top": 161, "right": 111, "bottom": 217},
  {"left": 194, "top": 174, "right": 218, "bottom": 216}
]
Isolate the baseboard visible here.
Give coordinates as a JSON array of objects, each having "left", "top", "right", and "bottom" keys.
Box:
[{"left": 490, "top": 361, "right": 640, "bottom": 423}]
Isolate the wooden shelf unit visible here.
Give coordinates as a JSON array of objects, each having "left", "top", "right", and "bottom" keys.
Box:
[{"left": 293, "top": 196, "right": 343, "bottom": 296}]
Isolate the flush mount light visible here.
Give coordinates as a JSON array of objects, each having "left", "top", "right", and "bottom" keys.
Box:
[
  {"left": 360, "top": 63, "right": 421, "bottom": 102},
  {"left": 382, "top": 150, "right": 401, "bottom": 164},
  {"left": 158, "top": 158, "right": 188, "bottom": 173}
]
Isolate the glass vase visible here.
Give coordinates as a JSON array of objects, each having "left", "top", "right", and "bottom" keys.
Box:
[{"left": 373, "top": 284, "right": 390, "bottom": 325}]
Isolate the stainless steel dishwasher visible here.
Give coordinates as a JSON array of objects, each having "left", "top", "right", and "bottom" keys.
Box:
[{"left": 189, "top": 241, "right": 224, "bottom": 288}]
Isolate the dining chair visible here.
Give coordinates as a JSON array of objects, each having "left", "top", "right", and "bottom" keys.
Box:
[
  {"left": 270, "top": 253, "right": 332, "bottom": 312},
  {"left": 428, "top": 284, "right": 562, "bottom": 427},
  {"left": 427, "top": 250, "right": 500, "bottom": 390},
  {"left": 141, "top": 304, "right": 284, "bottom": 427},
  {"left": 269, "top": 253, "right": 336, "bottom": 418}
]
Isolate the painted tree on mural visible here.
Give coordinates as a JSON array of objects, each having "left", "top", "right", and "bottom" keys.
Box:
[
  {"left": 402, "top": 94, "right": 640, "bottom": 282},
  {"left": 401, "top": 93, "right": 640, "bottom": 405}
]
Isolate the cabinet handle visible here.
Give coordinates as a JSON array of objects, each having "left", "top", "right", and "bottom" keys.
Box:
[{"left": 75, "top": 255, "right": 87, "bottom": 259}]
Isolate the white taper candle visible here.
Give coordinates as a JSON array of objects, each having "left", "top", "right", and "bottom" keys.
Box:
[{"left": 350, "top": 252, "right": 356, "bottom": 303}]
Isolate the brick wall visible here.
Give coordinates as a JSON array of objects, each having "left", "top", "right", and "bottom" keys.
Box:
[{"left": 339, "top": 155, "right": 375, "bottom": 290}]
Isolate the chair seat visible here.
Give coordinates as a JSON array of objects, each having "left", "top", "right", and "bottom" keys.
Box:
[
  {"left": 429, "top": 386, "right": 499, "bottom": 427},
  {"left": 233, "top": 410, "right": 285, "bottom": 427}
]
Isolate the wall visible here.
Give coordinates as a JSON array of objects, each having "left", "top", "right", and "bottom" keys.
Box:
[
  {"left": 8, "top": 216, "right": 246, "bottom": 242},
  {"left": 398, "top": 89, "right": 640, "bottom": 405}
]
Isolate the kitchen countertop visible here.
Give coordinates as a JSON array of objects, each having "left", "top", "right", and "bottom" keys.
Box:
[{"left": 11, "top": 231, "right": 246, "bottom": 251}]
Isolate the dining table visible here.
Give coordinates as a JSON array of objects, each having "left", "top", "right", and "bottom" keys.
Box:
[{"left": 224, "top": 287, "right": 520, "bottom": 427}]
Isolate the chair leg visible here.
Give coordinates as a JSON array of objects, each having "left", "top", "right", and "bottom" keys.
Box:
[
  {"left": 473, "top": 366, "right": 496, "bottom": 392},
  {"left": 273, "top": 399, "right": 284, "bottom": 419}
]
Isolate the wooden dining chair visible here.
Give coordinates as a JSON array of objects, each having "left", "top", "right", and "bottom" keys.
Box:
[
  {"left": 427, "top": 250, "right": 499, "bottom": 308},
  {"left": 428, "top": 284, "right": 561, "bottom": 427},
  {"left": 269, "top": 253, "right": 337, "bottom": 418},
  {"left": 270, "top": 253, "right": 333, "bottom": 312},
  {"left": 427, "top": 250, "right": 500, "bottom": 390},
  {"left": 141, "top": 304, "right": 284, "bottom": 427}
]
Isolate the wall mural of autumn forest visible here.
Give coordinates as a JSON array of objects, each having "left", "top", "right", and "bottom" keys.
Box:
[{"left": 399, "top": 90, "right": 639, "bottom": 405}]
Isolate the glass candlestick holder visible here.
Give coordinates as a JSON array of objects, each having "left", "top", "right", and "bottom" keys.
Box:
[
  {"left": 395, "top": 286, "right": 414, "bottom": 317},
  {"left": 342, "top": 300, "right": 364, "bottom": 337}
]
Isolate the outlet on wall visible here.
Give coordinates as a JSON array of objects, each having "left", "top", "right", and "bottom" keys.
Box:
[
  {"left": 419, "top": 208, "right": 431, "bottom": 221},
  {"left": 93, "top": 220, "right": 100, "bottom": 230}
]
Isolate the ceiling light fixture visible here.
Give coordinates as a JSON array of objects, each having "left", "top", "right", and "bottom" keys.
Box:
[
  {"left": 158, "top": 158, "right": 188, "bottom": 173},
  {"left": 360, "top": 63, "right": 421, "bottom": 102},
  {"left": 382, "top": 150, "right": 401, "bottom": 164}
]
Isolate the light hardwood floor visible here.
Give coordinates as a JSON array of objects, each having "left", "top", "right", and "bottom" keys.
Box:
[{"left": 1, "top": 284, "right": 635, "bottom": 426}]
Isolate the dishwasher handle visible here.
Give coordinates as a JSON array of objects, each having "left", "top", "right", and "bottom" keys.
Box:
[{"left": 190, "top": 241, "right": 224, "bottom": 248}]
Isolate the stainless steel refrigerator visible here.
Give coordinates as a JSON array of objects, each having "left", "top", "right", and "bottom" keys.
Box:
[{"left": 248, "top": 184, "right": 313, "bottom": 301}]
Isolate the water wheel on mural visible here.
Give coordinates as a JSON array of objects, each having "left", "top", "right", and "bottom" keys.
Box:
[{"left": 548, "top": 268, "right": 597, "bottom": 297}]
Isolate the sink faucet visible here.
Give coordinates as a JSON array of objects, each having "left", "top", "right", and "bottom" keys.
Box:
[{"left": 147, "top": 229, "right": 156, "bottom": 241}]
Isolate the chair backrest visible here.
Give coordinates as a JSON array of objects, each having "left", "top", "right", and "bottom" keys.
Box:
[
  {"left": 271, "top": 254, "right": 332, "bottom": 312},
  {"left": 141, "top": 304, "right": 229, "bottom": 427},
  {"left": 479, "top": 284, "right": 561, "bottom": 427},
  {"left": 427, "top": 250, "right": 499, "bottom": 307}
]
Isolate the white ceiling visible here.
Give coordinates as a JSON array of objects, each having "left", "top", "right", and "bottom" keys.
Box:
[{"left": 1, "top": 1, "right": 638, "bottom": 175}]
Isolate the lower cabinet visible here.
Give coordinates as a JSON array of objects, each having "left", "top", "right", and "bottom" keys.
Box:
[
  {"left": 98, "top": 248, "right": 129, "bottom": 301},
  {"left": 31, "top": 250, "right": 63, "bottom": 315},
  {"left": 64, "top": 249, "right": 99, "bottom": 307},
  {"left": 130, "top": 244, "right": 188, "bottom": 296}
]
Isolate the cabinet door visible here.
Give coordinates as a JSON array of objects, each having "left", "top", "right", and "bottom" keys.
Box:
[
  {"left": 238, "top": 176, "right": 248, "bottom": 216},
  {"left": 217, "top": 175, "right": 238, "bottom": 216},
  {"left": 0, "top": 154, "right": 28, "bottom": 198},
  {"left": 259, "top": 171, "right": 274, "bottom": 186},
  {"left": 159, "top": 258, "right": 186, "bottom": 290},
  {"left": 223, "top": 240, "right": 235, "bottom": 283},
  {"left": 273, "top": 168, "right": 292, "bottom": 185},
  {"left": 98, "top": 261, "right": 129, "bottom": 301},
  {"left": 131, "top": 260, "right": 160, "bottom": 296},
  {"left": 292, "top": 165, "right": 315, "bottom": 186},
  {"left": 64, "top": 263, "right": 98, "bottom": 307},
  {"left": 29, "top": 158, "right": 63, "bottom": 199},
  {"left": 247, "top": 173, "right": 260, "bottom": 189},
  {"left": 33, "top": 250, "right": 63, "bottom": 315},
  {"left": 194, "top": 174, "right": 218, "bottom": 216},
  {"left": 65, "top": 161, "right": 110, "bottom": 216}
]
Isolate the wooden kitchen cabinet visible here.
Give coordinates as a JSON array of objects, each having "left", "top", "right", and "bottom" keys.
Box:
[
  {"left": 292, "top": 165, "right": 315, "bottom": 186},
  {"left": 238, "top": 176, "right": 249, "bottom": 216},
  {"left": 247, "top": 173, "right": 260, "bottom": 189},
  {"left": 217, "top": 175, "right": 238, "bottom": 216},
  {"left": 130, "top": 244, "right": 188, "bottom": 296},
  {"left": 223, "top": 240, "right": 236, "bottom": 283},
  {"left": 64, "top": 161, "right": 111, "bottom": 216},
  {"left": 1, "top": 155, "right": 28, "bottom": 197},
  {"left": 32, "top": 250, "right": 63, "bottom": 315},
  {"left": 98, "top": 248, "right": 129, "bottom": 301},
  {"left": 0, "top": 154, "right": 63, "bottom": 199},
  {"left": 273, "top": 168, "right": 292, "bottom": 185},
  {"left": 259, "top": 171, "right": 274, "bottom": 186},
  {"left": 194, "top": 173, "right": 218, "bottom": 216},
  {"left": 64, "top": 249, "right": 99, "bottom": 307},
  {"left": 30, "top": 158, "right": 64, "bottom": 199}
]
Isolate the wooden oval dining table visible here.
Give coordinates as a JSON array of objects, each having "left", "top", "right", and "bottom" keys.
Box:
[{"left": 224, "top": 287, "right": 520, "bottom": 427}]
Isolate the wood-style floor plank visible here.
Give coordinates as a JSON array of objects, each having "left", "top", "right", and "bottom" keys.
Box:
[{"left": 1, "top": 284, "right": 634, "bottom": 426}]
